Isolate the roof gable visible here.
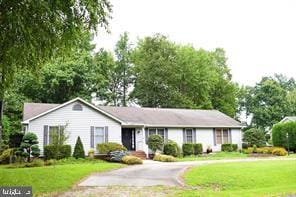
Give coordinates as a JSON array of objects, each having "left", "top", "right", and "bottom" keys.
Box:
[{"left": 22, "top": 98, "right": 123, "bottom": 124}]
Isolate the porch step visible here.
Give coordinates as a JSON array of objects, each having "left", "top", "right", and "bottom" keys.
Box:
[{"left": 131, "top": 151, "right": 147, "bottom": 160}]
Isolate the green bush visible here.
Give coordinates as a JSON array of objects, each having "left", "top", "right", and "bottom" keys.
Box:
[
  {"left": 153, "top": 154, "right": 176, "bottom": 162},
  {"left": 97, "top": 142, "right": 127, "bottom": 154},
  {"left": 221, "top": 144, "right": 238, "bottom": 152},
  {"left": 163, "top": 140, "right": 180, "bottom": 157},
  {"left": 44, "top": 145, "right": 57, "bottom": 160},
  {"left": 0, "top": 148, "right": 14, "bottom": 164},
  {"left": 193, "top": 143, "right": 203, "bottom": 155},
  {"left": 8, "top": 132, "right": 24, "bottom": 148},
  {"left": 44, "top": 144, "right": 71, "bottom": 160},
  {"left": 182, "top": 143, "right": 194, "bottom": 156},
  {"left": 272, "top": 121, "right": 296, "bottom": 152},
  {"left": 19, "top": 132, "right": 40, "bottom": 162},
  {"left": 147, "top": 134, "right": 164, "bottom": 153},
  {"left": 122, "top": 155, "right": 143, "bottom": 165},
  {"left": 45, "top": 159, "right": 57, "bottom": 166},
  {"left": 59, "top": 145, "right": 71, "bottom": 159},
  {"left": 73, "top": 136, "right": 85, "bottom": 159},
  {"left": 272, "top": 147, "right": 288, "bottom": 156},
  {"left": 243, "top": 128, "right": 266, "bottom": 147}
]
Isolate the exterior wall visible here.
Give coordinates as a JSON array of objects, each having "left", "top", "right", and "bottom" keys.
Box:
[
  {"left": 144, "top": 127, "right": 243, "bottom": 153},
  {"left": 28, "top": 101, "right": 122, "bottom": 155}
]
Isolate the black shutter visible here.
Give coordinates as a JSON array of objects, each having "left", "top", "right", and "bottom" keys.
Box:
[
  {"left": 43, "top": 125, "right": 49, "bottom": 147},
  {"left": 183, "top": 128, "right": 186, "bottom": 143},
  {"left": 145, "top": 128, "right": 148, "bottom": 144},
  {"left": 213, "top": 128, "right": 216, "bottom": 146},
  {"left": 193, "top": 128, "right": 196, "bottom": 143},
  {"left": 90, "top": 126, "right": 94, "bottom": 148},
  {"left": 104, "top": 126, "right": 108, "bottom": 143},
  {"left": 164, "top": 128, "right": 168, "bottom": 143}
]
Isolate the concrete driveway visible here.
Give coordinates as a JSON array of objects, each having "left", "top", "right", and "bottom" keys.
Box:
[{"left": 78, "top": 158, "right": 295, "bottom": 187}]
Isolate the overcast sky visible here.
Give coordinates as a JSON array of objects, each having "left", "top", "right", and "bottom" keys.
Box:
[{"left": 94, "top": 0, "right": 296, "bottom": 86}]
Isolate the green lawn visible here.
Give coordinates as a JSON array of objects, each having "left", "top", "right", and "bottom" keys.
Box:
[
  {"left": 0, "top": 162, "right": 124, "bottom": 195},
  {"left": 177, "top": 152, "right": 248, "bottom": 161},
  {"left": 181, "top": 160, "right": 296, "bottom": 196}
]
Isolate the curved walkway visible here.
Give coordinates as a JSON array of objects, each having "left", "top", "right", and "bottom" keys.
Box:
[{"left": 78, "top": 157, "right": 296, "bottom": 187}]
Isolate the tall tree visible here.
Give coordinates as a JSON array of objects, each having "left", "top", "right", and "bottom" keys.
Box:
[
  {"left": 243, "top": 76, "right": 294, "bottom": 130},
  {"left": 111, "top": 32, "right": 133, "bottom": 106},
  {"left": 0, "top": 0, "right": 112, "bottom": 141}
]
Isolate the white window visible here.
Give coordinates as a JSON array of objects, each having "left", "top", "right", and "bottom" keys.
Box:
[
  {"left": 95, "top": 127, "right": 105, "bottom": 145},
  {"left": 215, "top": 128, "right": 231, "bottom": 144},
  {"left": 49, "top": 126, "right": 60, "bottom": 144},
  {"left": 148, "top": 128, "right": 166, "bottom": 140},
  {"left": 185, "top": 128, "right": 193, "bottom": 143}
]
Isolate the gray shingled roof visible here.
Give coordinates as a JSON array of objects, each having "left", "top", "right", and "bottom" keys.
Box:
[
  {"left": 23, "top": 103, "right": 59, "bottom": 121},
  {"left": 98, "top": 106, "right": 242, "bottom": 128},
  {"left": 23, "top": 101, "right": 242, "bottom": 128}
]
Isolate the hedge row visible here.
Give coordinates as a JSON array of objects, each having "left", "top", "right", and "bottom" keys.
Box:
[
  {"left": 221, "top": 144, "right": 238, "bottom": 152},
  {"left": 182, "top": 143, "right": 203, "bottom": 156},
  {"left": 272, "top": 121, "right": 296, "bottom": 152},
  {"left": 44, "top": 145, "right": 71, "bottom": 160}
]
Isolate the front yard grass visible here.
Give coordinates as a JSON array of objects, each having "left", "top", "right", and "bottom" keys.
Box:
[
  {"left": 0, "top": 162, "right": 124, "bottom": 195},
  {"left": 181, "top": 160, "right": 296, "bottom": 196},
  {"left": 177, "top": 152, "right": 248, "bottom": 161}
]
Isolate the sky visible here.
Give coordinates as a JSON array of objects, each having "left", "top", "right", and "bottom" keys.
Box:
[{"left": 94, "top": 0, "right": 296, "bottom": 86}]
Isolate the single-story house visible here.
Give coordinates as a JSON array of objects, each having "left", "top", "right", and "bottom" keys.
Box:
[{"left": 22, "top": 97, "right": 243, "bottom": 157}]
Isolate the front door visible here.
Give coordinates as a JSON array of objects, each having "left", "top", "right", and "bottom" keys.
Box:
[{"left": 121, "top": 128, "right": 135, "bottom": 151}]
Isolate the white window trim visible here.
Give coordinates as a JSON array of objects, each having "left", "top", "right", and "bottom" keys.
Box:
[
  {"left": 94, "top": 126, "right": 105, "bottom": 145},
  {"left": 215, "top": 128, "right": 231, "bottom": 144},
  {"left": 185, "top": 128, "right": 194, "bottom": 143},
  {"left": 148, "top": 128, "right": 165, "bottom": 139}
]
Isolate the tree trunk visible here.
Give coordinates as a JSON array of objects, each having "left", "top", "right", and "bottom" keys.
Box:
[{"left": 0, "top": 99, "right": 3, "bottom": 143}]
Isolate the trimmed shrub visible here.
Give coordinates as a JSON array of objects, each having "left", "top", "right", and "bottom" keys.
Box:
[
  {"left": 153, "top": 154, "right": 176, "bottom": 162},
  {"left": 243, "top": 128, "right": 266, "bottom": 147},
  {"left": 232, "top": 144, "right": 238, "bottom": 151},
  {"left": 272, "top": 121, "right": 296, "bottom": 152},
  {"left": 163, "top": 140, "right": 180, "bottom": 157},
  {"left": 44, "top": 145, "right": 57, "bottom": 160},
  {"left": 221, "top": 144, "right": 238, "bottom": 152},
  {"left": 272, "top": 148, "right": 288, "bottom": 156},
  {"left": 73, "top": 136, "right": 85, "bottom": 159},
  {"left": 97, "top": 142, "right": 127, "bottom": 154},
  {"left": 122, "top": 155, "right": 143, "bottom": 165},
  {"left": 19, "top": 132, "right": 40, "bottom": 162},
  {"left": 193, "top": 143, "right": 203, "bottom": 155},
  {"left": 147, "top": 134, "right": 164, "bottom": 153},
  {"left": 59, "top": 145, "right": 71, "bottom": 159},
  {"left": 182, "top": 143, "right": 194, "bottom": 156}
]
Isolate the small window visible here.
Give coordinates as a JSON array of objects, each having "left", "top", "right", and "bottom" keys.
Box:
[
  {"left": 72, "top": 103, "right": 83, "bottom": 111},
  {"left": 185, "top": 129, "right": 193, "bottom": 143},
  {"left": 49, "top": 126, "right": 60, "bottom": 144},
  {"left": 215, "top": 128, "right": 230, "bottom": 144},
  {"left": 147, "top": 128, "right": 166, "bottom": 140},
  {"left": 95, "top": 127, "right": 105, "bottom": 145}
]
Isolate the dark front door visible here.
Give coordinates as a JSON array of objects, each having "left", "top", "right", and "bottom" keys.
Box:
[{"left": 122, "top": 128, "right": 135, "bottom": 151}]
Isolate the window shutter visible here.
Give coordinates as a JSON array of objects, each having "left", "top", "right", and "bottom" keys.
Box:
[
  {"left": 104, "top": 126, "right": 108, "bottom": 143},
  {"left": 193, "top": 128, "right": 196, "bottom": 143},
  {"left": 229, "top": 128, "right": 232, "bottom": 144},
  {"left": 90, "top": 126, "right": 94, "bottom": 148},
  {"left": 183, "top": 128, "right": 186, "bottom": 143},
  {"left": 164, "top": 128, "right": 168, "bottom": 143},
  {"left": 213, "top": 128, "right": 216, "bottom": 146},
  {"left": 43, "top": 125, "right": 48, "bottom": 147},
  {"left": 145, "top": 128, "right": 148, "bottom": 144}
]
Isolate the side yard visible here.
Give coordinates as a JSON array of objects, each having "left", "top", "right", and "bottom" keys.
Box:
[
  {"left": 0, "top": 161, "right": 124, "bottom": 195},
  {"left": 180, "top": 160, "right": 296, "bottom": 196}
]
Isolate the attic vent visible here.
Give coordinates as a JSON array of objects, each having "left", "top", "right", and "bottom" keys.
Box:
[{"left": 72, "top": 103, "right": 83, "bottom": 111}]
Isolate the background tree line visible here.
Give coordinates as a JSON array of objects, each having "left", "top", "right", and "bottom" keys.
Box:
[{"left": 2, "top": 32, "right": 296, "bottom": 142}]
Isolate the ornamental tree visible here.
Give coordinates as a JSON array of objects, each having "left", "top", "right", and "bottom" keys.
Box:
[
  {"left": 19, "top": 132, "right": 40, "bottom": 162},
  {"left": 147, "top": 134, "right": 164, "bottom": 153}
]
